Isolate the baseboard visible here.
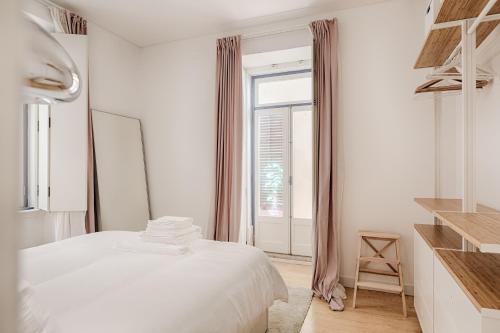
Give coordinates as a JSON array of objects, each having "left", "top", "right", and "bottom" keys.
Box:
[
  {"left": 266, "top": 252, "right": 312, "bottom": 263},
  {"left": 341, "top": 275, "right": 414, "bottom": 296},
  {"left": 270, "top": 257, "right": 312, "bottom": 266}
]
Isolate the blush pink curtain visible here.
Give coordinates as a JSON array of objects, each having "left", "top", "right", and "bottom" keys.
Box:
[
  {"left": 49, "top": 7, "right": 87, "bottom": 35},
  {"left": 310, "top": 19, "right": 346, "bottom": 311},
  {"left": 213, "top": 36, "right": 243, "bottom": 242}
]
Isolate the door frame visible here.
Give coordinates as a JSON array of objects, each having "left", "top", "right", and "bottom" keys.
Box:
[{"left": 250, "top": 69, "right": 312, "bottom": 255}]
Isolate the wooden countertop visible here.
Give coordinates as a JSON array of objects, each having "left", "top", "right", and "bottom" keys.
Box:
[
  {"left": 435, "top": 249, "right": 500, "bottom": 312},
  {"left": 414, "top": 224, "right": 462, "bottom": 250},
  {"left": 414, "top": 198, "right": 499, "bottom": 214},
  {"left": 434, "top": 212, "right": 500, "bottom": 253}
]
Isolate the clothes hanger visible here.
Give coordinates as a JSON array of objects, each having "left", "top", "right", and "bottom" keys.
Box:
[{"left": 415, "top": 65, "right": 492, "bottom": 94}]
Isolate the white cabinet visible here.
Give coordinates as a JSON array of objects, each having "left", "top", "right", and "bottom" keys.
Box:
[
  {"left": 433, "top": 257, "right": 481, "bottom": 333},
  {"left": 414, "top": 225, "right": 500, "bottom": 333},
  {"left": 414, "top": 230, "right": 434, "bottom": 333},
  {"left": 38, "top": 34, "right": 88, "bottom": 212}
]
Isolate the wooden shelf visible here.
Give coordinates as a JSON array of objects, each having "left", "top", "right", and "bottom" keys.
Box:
[
  {"left": 434, "top": 211, "right": 500, "bottom": 253},
  {"left": 414, "top": 0, "right": 500, "bottom": 69},
  {"left": 414, "top": 197, "right": 499, "bottom": 214},
  {"left": 435, "top": 249, "right": 500, "bottom": 312},
  {"left": 414, "top": 224, "right": 462, "bottom": 250}
]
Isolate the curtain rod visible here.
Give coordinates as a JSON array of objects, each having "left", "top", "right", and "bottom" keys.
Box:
[{"left": 241, "top": 25, "right": 310, "bottom": 40}]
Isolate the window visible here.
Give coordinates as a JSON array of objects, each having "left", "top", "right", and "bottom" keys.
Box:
[
  {"left": 253, "top": 70, "right": 313, "bottom": 219},
  {"left": 21, "top": 104, "right": 40, "bottom": 209},
  {"left": 254, "top": 71, "right": 312, "bottom": 107}
]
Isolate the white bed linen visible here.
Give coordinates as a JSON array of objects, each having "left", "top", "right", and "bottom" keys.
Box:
[{"left": 19, "top": 231, "right": 288, "bottom": 333}]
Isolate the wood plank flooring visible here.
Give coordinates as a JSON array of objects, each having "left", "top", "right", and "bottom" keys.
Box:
[{"left": 272, "top": 260, "right": 422, "bottom": 333}]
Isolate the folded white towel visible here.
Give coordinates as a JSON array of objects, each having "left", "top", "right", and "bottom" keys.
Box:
[
  {"left": 143, "top": 225, "right": 201, "bottom": 238},
  {"left": 114, "top": 239, "right": 190, "bottom": 255},
  {"left": 140, "top": 231, "right": 201, "bottom": 246},
  {"left": 148, "top": 216, "right": 193, "bottom": 230},
  {"left": 141, "top": 216, "right": 200, "bottom": 247},
  {"left": 154, "top": 216, "right": 193, "bottom": 223}
]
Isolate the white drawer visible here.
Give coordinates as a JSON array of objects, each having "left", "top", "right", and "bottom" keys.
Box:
[{"left": 414, "top": 230, "right": 434, "bottom": 333}]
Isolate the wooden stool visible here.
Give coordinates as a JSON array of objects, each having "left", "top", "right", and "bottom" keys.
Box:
[{"left": 353, "top": 231, "right": 407, "bottom": 317}]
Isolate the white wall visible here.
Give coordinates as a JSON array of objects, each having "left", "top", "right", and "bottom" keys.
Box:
[
  {"left": 19, "top": 9, "right": 141, "bottom": 248},
  {"left": 477, "top": 52, "right": 500, "bottom": 211},
  {"left": 138, "top": 10, "right": 317, "bottom": 238},
  {"left": 139, "top": 0, "right": 434, "bottom": 291},
  {"left": 437, "top": 94, "right": 462, "bottom": 198},
  {"left": 335, "top": 0, "right": 434, "bottom": 292},
  {"left": 139, "top": 36, "right": 217, "bottom": 236},
  {"left": 87, "top": 23, "right": 141, "bottom": 118},
  {"left": 432, "top": 31, "right": 500, "bottom": 211}
]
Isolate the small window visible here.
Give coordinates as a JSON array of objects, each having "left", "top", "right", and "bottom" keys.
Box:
[
  {"left": 254, "top": 71, "right": 312, "bottom": 107},
  {"left": 21, "top": 104, "right": 39, "bottom": 210}
]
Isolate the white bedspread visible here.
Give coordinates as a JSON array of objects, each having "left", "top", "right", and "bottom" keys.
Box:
[{"left": 19, "top": 231, "right": 288, "bottom": 333}]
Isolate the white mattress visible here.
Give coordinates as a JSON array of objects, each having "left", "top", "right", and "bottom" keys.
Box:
[{"left": 19, "top": 231, "right": 288, "bottom": 333}]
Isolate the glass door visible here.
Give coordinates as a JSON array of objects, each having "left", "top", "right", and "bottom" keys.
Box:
[
  {"left": 291, "top": 105, "right": 313, "bottom": 256},
  {"left": 252, "top": 70, "right": 312, "bottom": 256}
]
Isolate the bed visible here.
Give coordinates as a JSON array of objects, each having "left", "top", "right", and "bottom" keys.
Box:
[{"left": 19, "top": 231, "right": 288, "bottom": 333}]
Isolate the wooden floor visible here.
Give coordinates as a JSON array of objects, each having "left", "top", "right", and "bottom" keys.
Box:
[{"left": 272, "top": 260, "right": 422, "bottom": 333}]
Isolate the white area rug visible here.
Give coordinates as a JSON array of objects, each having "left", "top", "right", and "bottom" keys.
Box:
[{"left": 268, "top": 287, "right": 313, "bottom": 333}]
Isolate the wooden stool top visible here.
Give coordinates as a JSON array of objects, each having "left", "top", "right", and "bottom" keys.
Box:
[{"left": 358, "top": 231, "right": 400, "bottom": 239}]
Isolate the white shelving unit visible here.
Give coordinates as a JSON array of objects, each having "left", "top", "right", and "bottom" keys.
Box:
[{"left": 413, "top": 2, "right": 500, "bottom": 332}]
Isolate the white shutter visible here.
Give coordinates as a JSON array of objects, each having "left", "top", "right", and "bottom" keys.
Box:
[
  {"left": 256, "top": 110, "right": 287, "bottom": 217},
  {"left": 254, "top": 108, "right": 290, "bottom": 254},
  {"left": 48, "top": 33, "right": 88, "bottom": 212}
]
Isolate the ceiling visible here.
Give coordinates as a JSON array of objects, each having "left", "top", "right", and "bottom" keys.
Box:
[{"left": 55, "top": 0, "right": 387, "bottom": 47}]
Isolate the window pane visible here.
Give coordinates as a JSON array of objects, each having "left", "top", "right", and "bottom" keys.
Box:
[
  {"left": 257, "top": 75, "right": 311, "bottom": 106},
  {"left": 292, "top": 109, "right": 312, "bottom": 219},
  {"left": 256, "top": 111, "right": 287, "bottom": 218}
]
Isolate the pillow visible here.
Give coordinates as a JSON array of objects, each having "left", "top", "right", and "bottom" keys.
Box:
[{"left": 18, "top": 280, "right": 60, "bottom": 333}]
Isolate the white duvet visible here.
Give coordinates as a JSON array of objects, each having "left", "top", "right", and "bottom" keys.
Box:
[{"left": 19, "top": 231, "right": 288, "bottom": 333}]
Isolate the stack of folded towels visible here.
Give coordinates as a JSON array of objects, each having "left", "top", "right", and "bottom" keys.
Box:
[
  {"left": 116, "top": 216, "right": 201, "bottom": 255},
  {"left": 141, "top": 216, "right": 202, "bottom": 247}
]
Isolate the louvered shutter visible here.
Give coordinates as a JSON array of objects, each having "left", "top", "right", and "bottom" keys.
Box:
[{"left": 255, "top": 108, "right": 289, "bottom": 218}]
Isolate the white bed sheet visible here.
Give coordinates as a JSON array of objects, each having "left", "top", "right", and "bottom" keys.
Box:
[{"left": 19, "top": 231, "right": 288, "bottom": 333}]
